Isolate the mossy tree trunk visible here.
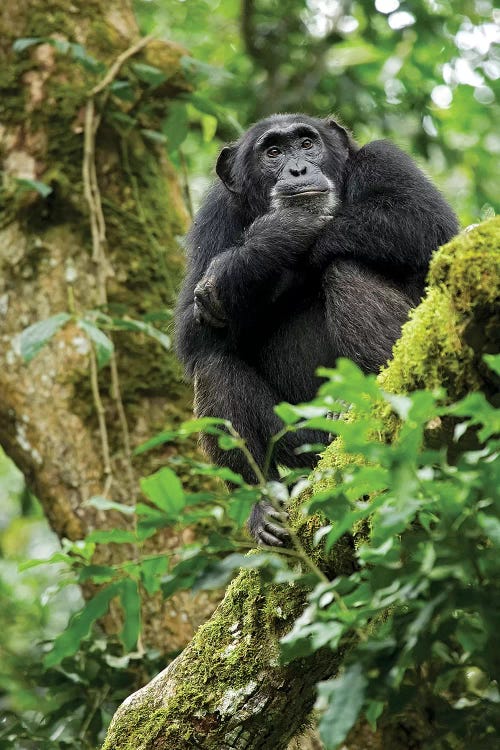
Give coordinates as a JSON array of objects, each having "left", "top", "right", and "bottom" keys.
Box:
[
  {"left": 102, "top": 219, "right": 500, "bottom": 750},
  {"left": 0, "top": 0, "right": 217, "bottom": 651}
]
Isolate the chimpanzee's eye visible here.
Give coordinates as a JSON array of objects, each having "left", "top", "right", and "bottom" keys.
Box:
[
  {"left": 266, "top": 146, "right": 282, "bottom": 158},
  {"left": 301, "top": 138, "right": 313, "bottom": 149}
]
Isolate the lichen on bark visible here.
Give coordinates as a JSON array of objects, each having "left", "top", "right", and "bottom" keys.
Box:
[{"left": 102, "top": 220, "right": 499, "bottom": 749}]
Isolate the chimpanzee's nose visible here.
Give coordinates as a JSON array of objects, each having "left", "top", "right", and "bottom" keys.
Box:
[{"left": 289, "top": 162, "right": 307, "bottom": 177}]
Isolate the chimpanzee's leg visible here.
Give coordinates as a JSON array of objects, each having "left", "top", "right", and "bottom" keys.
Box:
[{"left": 194, "top": 352, "right": 307, "bottom": 546}]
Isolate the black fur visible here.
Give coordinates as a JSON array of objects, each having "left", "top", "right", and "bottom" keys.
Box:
[{"left": 175, "top": 114, "right": 458, "bottom": 545}]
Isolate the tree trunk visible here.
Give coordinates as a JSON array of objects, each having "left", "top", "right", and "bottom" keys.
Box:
[
  {"left": 101, "top": 218, "right": 500, "bottom": 749},
  {"left": 0, "top": 0, "right": 217, "bottom": 652}
]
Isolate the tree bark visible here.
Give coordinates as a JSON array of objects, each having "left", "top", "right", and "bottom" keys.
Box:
[
  {"left": 102, "top": 218, "right": 500, "bottom": 749},
  {"left": 0, "top": 0, "right": 217, "bottom": 652}
]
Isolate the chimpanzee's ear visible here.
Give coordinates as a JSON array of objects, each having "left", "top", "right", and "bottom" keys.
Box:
[
  {"left": 325, "top": 117, "right": 358, "bottom": 153},
  {"left": 216, "top": 145, "right": 239, "bottom": 193}
]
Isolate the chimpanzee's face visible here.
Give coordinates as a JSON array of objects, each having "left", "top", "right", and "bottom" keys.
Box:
[
  {"left": 253, "top": 122, "right": 336, "bottom": 213},
  {"left": 216, "top": 114, "right": 351, "bottom": 216}
]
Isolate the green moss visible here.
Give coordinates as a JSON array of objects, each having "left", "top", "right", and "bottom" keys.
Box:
[
  {"left": 102, "top": 570, "right": 287, "bottom": 749},
  {"left": 379, "top": 217, "right": 500, "bottom": 397}
]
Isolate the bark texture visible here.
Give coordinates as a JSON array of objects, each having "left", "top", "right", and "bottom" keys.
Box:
[
  {"left": 0, "top": 0, "right": 217, "bottom": 651},
  {"left": 102, "top": 218, "right": 500, "bottom": 750}
]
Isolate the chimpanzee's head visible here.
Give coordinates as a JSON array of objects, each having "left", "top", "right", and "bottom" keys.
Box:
[{"left": 215, "top": 114, "right": 357, "bottom": 216}]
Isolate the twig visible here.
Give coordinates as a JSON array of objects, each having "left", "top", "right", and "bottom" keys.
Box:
[
  {"left": 89, "top": 346, "right": 112, "bottom": 481},
  {"left": 179, "top": 148, "right": 193, "bottom": 219},
  {"left": 83, "top": 37, "right": 156, "bottom": 490},
  {"left": 89, "top": 34, "right": 155, "bottom": 97}
]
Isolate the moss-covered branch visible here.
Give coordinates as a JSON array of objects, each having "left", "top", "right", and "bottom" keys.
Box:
[{"left": 102, "top": 220, "right": 500, "bottom": 750}]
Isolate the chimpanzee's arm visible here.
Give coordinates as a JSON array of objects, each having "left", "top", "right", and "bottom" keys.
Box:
[
  {"left": 175, "top": 185, "right": 324, "bottom": 371},
  {"left": 310, "top": 141, "right": 458, "bottom": 279},
  {"left": 192, "top": 208, "right": 329, "bottom": 333},
  {"left": 175, "top": 184, "right": 246, "bottom": 376}
]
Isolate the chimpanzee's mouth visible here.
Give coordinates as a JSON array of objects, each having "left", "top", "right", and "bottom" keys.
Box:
[{"left": 279, "top": 188, "right": 329, "bottom": 197}]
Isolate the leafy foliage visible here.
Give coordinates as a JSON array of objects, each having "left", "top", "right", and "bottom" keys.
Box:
[{"left": 15, "top": 354, "right": 499, "bottom": 748}]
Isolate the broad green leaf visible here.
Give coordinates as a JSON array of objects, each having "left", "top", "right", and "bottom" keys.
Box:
[
  {"left": 134, "top": 417, "right": 228, "bottom": 454},
  {"left": 317, "top": 665, "right": 367, "bottom": 749},
  {"left": 484, "top": 353, "right": 500, "bottom": 375},
  {"left": 70, "top": 42, "right": 103, "bottom": 72},
  {"left": 187, "top": 93, "right": 220, "bottom": 117},
  {"left": 110, "top": 80, "right": 136, "bottom": 102},
  {"left": 44, "top": 582, "right": 120, "bottom": 667},
  {"left": 78, "top": 319, "right": 114, "bottom": 368},
  {"left": 477, "top": 513, "right": 500, "bottom": 546},
  {"left": 13, "top": 37, "right": 42, "bottom": 53},
  {"left": 193, "top": 552, "right": 285, "bottom": 591},
  {"left": 131, "top": 62, "right": 167, "bottom": 87},
  {"left": 16, "top": 178, "right": 52, "bottom": 197},
  {"left": 19, "top": 551, "right": 73, "bottom": 571},
  {"left": 201, "top": 114, "right": 218, "bottom": 142},
  {"left": 78, "top": 565, "right": 116, "bottom": 583},
  {"left": 327, "top": 41, "right": 383, "bottom": 68},
  {"left": 365, "top": 700, "right": 384, "bottom": 729},
  {"left": 15, "top": 313, "right": 71, "bottom": 362},
  {"left": 118, "top": 579, "right": 141, "bottom": 651},
  {"left": 162, "top": 103, "right": 189, "bottom": 152},
  {"left": 109, "top": 316, "right": 171, "bottom": 350},
  {"left": 140, "top": 555, "right": 168, "bottom": 594},
  {"left": 140, "top": 467, "right": 185, "bottom": 516},
  {"left": 274, "top": 402, "right": 302, "bottom": 425},
  {"left": 86, "top": 529, "right": 137, "bottom": 544}
]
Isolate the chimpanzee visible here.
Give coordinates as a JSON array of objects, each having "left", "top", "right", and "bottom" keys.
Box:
[{"left": 175, "top": 114, "right": 458, "bottom": 546}]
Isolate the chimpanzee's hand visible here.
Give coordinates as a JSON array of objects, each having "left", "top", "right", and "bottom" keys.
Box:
[
  {"left": 246, "top": 208, "right": 332, "bottom": 255},
  {"left": 193, "top": 275, "right": 227, "bottom": 328},
  {"left": 248, "top": 500, "right": 290, "bottom": 547}
]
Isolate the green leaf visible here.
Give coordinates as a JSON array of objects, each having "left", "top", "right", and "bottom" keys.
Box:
[
  {"left": 193, "top": 552, "right": 286, "bottom": 591},
  {"left": 70, "top": 42, "right": 103, "bottom": 72},
  {"left": 78, "top": 565, "right": 116, "bottom": 583},
  {"left": 131, "top": 62, "right": 167, "bottom": 87},
  {"left": 19, "top": 551, "right": 73, "bottom": 571},
  {"left": 141, "top": 129, "right": 168, "bottom": 144},
  {"left": 85, "top": 496, "right": 136, "bottom": 515},
  {"left": 12, "top": 37, "right": 42, "bottom": 53},
  {"left": 365, "top": 700, "right": 384, "bottom": 729},
  {"left": 85, "top": 529, "right": 137, "bottom": 544},
  {"left": 162, "top": 103, "right": 189, "bottom": 152},
  {"left": 274, "top": 402, "right": 302, "bottom": 425},
  {"left": 317, "top": 665, "right": 367, "bottom": 749},
  {"left": 78, "top": 319, "right": 114, "bottom": 367},
  {"left": 44, "top": 583, "right": 120, "bottom": 666},
  {"left": 16, "top": 177, "right": 53, "bottom": 197},
  {"left": 201, "top": 114, "right": 218, "bottom": 142},
  {"left": 109, "top": 316, "right": 171, "bottom": 350},
  {"left": 110, "top": 80, "right": 136, "bottom": 102},
  {"left": 140, "top": 467, "right": 185, "bottom": 516},
  {"left": 327, "top": 41, "right": 383, "bottom": 68},
  {"left": 118, "top": 579, "right": 141, "bottom": 651},
  {"left": 134, "top": 417, "right": 228, "bottom": 454},
  {"left": 140, "top": 555, "right": 168, "bottom": 594},
  {"left": 484, "top": 353, "right": 500, "bottom": 375},
  {"left": 477, "top": 513, "right": 500, "bottom": 546},
  {"left": 15, "top": 313, "right": 71, "bottom": 362}
]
